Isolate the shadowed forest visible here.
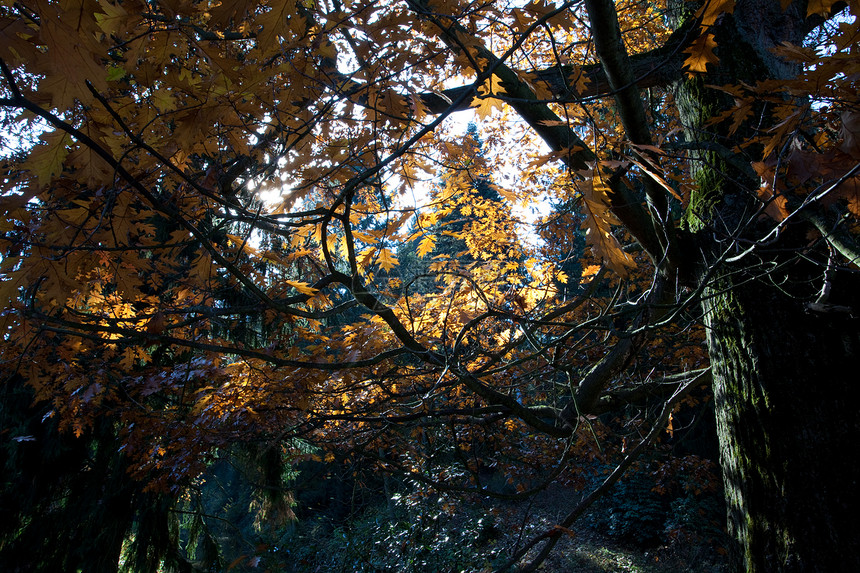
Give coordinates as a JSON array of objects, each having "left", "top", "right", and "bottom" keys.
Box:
[{"left": 2, "top": 0, "right": 859, "bottom": 571}]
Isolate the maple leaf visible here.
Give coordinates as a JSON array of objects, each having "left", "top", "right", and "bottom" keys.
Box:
[
  {"left": 94, "top": 1, "right": 132, "bottom": 36},
  {"left": 1, "top": 0, "right": 858, "bottom": 565},
  {"left": 67, "top": 142, "right": 113, "bottom": 187},
  {"left": 33, "top": 3, "right": 109, "bottom": 109}
]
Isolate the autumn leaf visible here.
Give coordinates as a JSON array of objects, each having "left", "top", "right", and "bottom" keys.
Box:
[
  {"left": 1, "top": 0, "right": 858, "bottom": 563},
  {"left": 284, "top": 280, "right": 318, "bottom": 296},
  {"left": 567, "top": 65, "right": 590, "bottom": 94},
  {"left": 94, "top": 1, "right": 132, "bottom": 36},
  {"left": 32, "top": 2, "right": 109, "bottom": 109},
  {"left": 472, "top": 73, "right": 507, "bottom": 119},
  {"left": 754, "top": 184, "right": 790, "bottom": 221},
  {"left": 839, "top": 110, "right": 860, "bottom": 159},
  {"left": 581, "top": 264, "right": 601, "bottom": 279},
  {"left": 478, "top": 73, "right": 507, "bottom": 98},
  {"left": 683, "top": 33, "right": 719, "bottom": 74},
  {"left": 417, "top": 235, "right": 436, "bottom": 258},
  {"left": 27, "top": 130, "right": 71, "bottom": 186},
  {"left": 145, "top": 311, "right": 166, "bottom": 335},
  {"left": 807, "top": 0, "right": 839, "bottom": 17},
  {"left": 377, "top": 248, "right": 399, "bottom": 272},
  {"left": 472, "top": 95, "right": 505, "bottom": 119},
  {"left": 579, "top": 168, "right": 635, "bottom": 276},
  {"left": 770, "top": 42, "right": 817, "bottom": 64},
  {"left": 254, "top": 0, "right": 302, "bottom": 55},
  {"left": 696, "top": 0, "right": 735, "bottom": 27},
  {"left": 409, "top": 93, "right": 430, "bottom": 120}
]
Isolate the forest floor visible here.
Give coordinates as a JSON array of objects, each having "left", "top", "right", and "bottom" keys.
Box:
[
  {"left": 519, "top": 527, "right": 728, "bottom": 573},
  {"left": 287, "top": 467, "right": 730, "bottom": 572},
  {"left": 486, "top": 483, "right": 729, "bottom": 573}
]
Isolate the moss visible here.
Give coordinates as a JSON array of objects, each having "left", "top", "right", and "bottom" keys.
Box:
[{"left": 674, "top": 74, "right": 732, "bottom": 233}]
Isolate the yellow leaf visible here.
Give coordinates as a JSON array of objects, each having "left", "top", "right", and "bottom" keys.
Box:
[
  {"left": 351, "top": 231, "right": 378, "bottom": 245},
  {"left": 377, "top": 248, "right": 399, "bottom": 272},
  {"left": 417, "top": 235, "right": 436, "bottom": 258},
  {"left": 472, "top": 96, "right": 504, "bottom": 119},
  {"left": 230, "top": 233, "right": 260, "bottom": 256},
  {"left": 284, "top": 280, "right": 318, "bottom": 296},
  {"left": 582, "top": 264, "right": 601, "bottom": 279},
  {"left": 477, "top": 73, "right": 507, "bottom": 97},
  {"left": 472, "top": 73, "right": 507, "bottom": 119}
]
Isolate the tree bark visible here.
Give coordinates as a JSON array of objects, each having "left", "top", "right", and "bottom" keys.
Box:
[
  {"left": 674, "top": 1, "right": 860, "bottom": 570},
  {"left": 702, "top": 257, "right": 860, "bottom": 571}
]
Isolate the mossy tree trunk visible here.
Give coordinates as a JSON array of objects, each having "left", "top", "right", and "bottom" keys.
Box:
[
  {"left": 702, "top": 264, "right": 860, "bottom": 571},
  {"left": 675, "top": 1, "right": 860, "bottom": 569}
]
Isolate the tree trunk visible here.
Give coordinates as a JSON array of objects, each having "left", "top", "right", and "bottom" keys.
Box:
[
  {"left": 674, "top": 1, "right": 860, "bottom": 569},
  {"left": 702, "top": 259, "right": 860, "bottom": 571}
]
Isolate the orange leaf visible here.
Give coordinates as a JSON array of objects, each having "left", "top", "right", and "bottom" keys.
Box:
[
  {"left": 579, "top": 168, "right": 635, "bottom": 277},
  {"left": 683, "top": 33, "right": 719, "bottom": 74},
  {"left": 696, "top": 0, "right": 734, "bottom": 27},
  {"left": 417, "top": 235, "right": 436, "bottom": 258},
  {"left": 284, "top": 280, "right": 318, "bottom": 296},
  {"left": 377, "top": 248, "right": 399, "bottom": 272},
  {"left": 806, "top": 0, "right": 838, "bottom": 17},
  {"left": 472, "top": 96, "right": 504, "bottom": 120}
]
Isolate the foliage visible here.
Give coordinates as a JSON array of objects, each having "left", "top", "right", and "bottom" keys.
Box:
[
  {"left": 1, "top": 0, "right": 859, "bottom": 569},
  {"left": 586, "top": 456, "right": 725, "bottom": 549},
  {"left": 283, "top": 488, "right": 506, "bottom": 572}
]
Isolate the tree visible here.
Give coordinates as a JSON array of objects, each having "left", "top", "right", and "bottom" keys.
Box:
[
  {"left": 397, "top": 121, "right": 526, "bottom": 292},
  {"left": 1, "top": 0, "right": 859, "bottom": 571}
]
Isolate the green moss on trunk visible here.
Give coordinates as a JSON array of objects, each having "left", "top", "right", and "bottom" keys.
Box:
[
  {"left": 701, "top": 265, "right": 860, "bottom": 572},
  {"left": 673, "top": 1, "right": 860, "bottom": 570}
]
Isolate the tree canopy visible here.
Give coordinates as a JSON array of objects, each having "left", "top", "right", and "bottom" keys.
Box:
[{"left": 2, "top": 0, "right": 859, "bottom": 570}]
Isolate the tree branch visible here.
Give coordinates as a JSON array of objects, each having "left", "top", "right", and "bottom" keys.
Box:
[
  {"left": 404, "top": 0, "right": 666, "bottom": 262},
  {"left": 584, "top": 0, "right": 682, "bottom": 271}
]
